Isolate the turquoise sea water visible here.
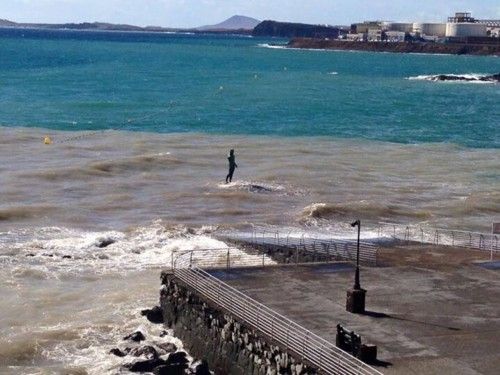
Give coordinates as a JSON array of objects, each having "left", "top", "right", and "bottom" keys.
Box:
[{"left": 0, "top": 28, "right": 499, "bottom": 148}]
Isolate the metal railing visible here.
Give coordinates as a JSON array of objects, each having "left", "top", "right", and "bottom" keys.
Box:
[
  {"left": 173, "top": 249, "right": 383, "bottom": 375},
  {"left": 216, "top": 228, "right": 379, "bottom": 266},
  {"left": 377, "top": 223, "right": 499, "bottom": 255}
]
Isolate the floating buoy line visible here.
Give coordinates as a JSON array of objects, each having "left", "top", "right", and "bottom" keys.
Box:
[{"left": 43, "top": 102, "right": 176, "bottom": 146}]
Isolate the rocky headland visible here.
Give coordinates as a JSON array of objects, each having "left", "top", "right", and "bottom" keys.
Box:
[
  {"left": 253, "top": 20, "right": 340, "bottom": 38},
  {"left": 287, "top": 38, "right": 500, "bottom": 56}
]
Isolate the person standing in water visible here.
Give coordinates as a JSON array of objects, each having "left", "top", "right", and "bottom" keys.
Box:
[{"left": 226, "top": 149, "right": 238, "bottom": 183}]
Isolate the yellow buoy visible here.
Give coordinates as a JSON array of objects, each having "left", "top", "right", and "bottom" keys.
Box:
[{"left": 44, "top": 136, "right": 52, "bottom": 145}]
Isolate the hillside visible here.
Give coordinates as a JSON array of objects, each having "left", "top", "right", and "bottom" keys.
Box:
[
  {"left": 196, "top": 15, "right": 260, "bottom": 31},
  {"left": 0, "top": 18, "right": 17, "bottom": 26},
  {"left": 253, "top": 20, "right": 340, "bottom": 38}
]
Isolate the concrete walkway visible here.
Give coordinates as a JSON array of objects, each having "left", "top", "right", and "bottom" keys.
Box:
[{"left": 215, "top": 246, "right": 500, "bottom": 375}]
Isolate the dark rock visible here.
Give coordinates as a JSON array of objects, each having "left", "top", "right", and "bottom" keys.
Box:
[
  {"left": 194, "top": 359, "right": 210, "bottom": 375},
  {"left": 153, "top": 364, "right": 188, "bottom": 375},
  {"left": 141, "top": 306, "right": 164, "bottom": 323},
  {"left": 253, "top": 20, "right": 339, "bottom": 39},
  {"left": 62, "top": 255, "right": 72, "bottom": 259},
  {"left": 123, "top": 331, "right": 146, "bottom": 342},
  {"left": 167, "top": 351, "right": 188, "bottom": 365},
  {"left": 95, "top": 237, "right": 116, "bottom": 248},
  {"left": 286, "top": 38, "right": 500, "bottom": 57},
  {"left": 26, "top": 253, "right": 35, "bottom": 257},
  {"left": 129, "top": 345, "right": 159, "bottom": 359},
  {"left": 109, "top": 348, "right": 127, "bottom": 357},
  {"left": 157, "top": 342, "right": 178, "bottom": 354},
  {"left": 126, "top": 358, "right": 167, "bottom": 372}
]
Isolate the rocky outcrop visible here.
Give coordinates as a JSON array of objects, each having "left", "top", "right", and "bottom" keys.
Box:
[
  {"left": 160, "top": 272, "right": 318, "bottom": 375},
  {"left": 427, "top": 73, "right": 500, "bottom": 82},
  {"left": 141, "top": 306, "right": 164, "bottom": 324},
  {"left": 287, "top": 38, "right": 500, "bottom": 56},
  {"left": 253, "top": 20, "right": 340, "bottom": 39}
]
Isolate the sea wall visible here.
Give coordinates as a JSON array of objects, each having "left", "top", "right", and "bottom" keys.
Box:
[
  {"left": 160, "top": 272, "right": 318, "bottom": 375},
  {"left": 287, "top": 38, "right": 500, "bottom": 55}
]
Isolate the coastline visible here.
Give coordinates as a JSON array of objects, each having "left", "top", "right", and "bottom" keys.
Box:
[{"left": 287, "top": 38, "right": 500, "bottom": 56}]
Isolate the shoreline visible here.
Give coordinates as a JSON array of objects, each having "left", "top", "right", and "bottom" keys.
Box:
[{"left": 287, "top": 38, "right": 500, "bottom": 56}]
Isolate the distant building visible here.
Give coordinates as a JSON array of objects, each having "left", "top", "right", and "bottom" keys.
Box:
[
  {"left": 352, "top": 21, "right": 381, "bottom": 34},
  {"left": 488, "top": 27, "right": 500, "bottom": 38},
  {"left": 385, "top": 31, "right": 406, "bottom": 42},
  {"left": 382, "top": 22, "right": 413, "bottom": 33},
  {"left": 346, "top": 33, "right": 366, "bottom": 42},
  {"left": 367, "top": 28, "right": 382, "bottom": 41},
  {"left": 446, "top": 12, "right": 487, "bottom": 38},
  {"left": 413, "top": 23, "right": 446, "bottom": 37}
]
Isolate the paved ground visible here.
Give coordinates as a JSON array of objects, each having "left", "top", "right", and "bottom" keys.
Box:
[{"left": 214, "top": 246, "right": 500, "bottom": 375}]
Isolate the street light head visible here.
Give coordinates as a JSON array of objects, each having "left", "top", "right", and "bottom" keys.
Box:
[{"left": 351, "top": 220, "right": 360, "bottom": 227}]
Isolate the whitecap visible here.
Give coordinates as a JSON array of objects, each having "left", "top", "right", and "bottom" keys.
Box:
[{"left": 407, "top": 73, "right": 498, "bottom": 84}]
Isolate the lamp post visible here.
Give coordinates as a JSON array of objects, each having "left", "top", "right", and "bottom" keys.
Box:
[
  {"left": 351, "top": 220, "right": 361, "bottom": 290},
  {"left": 346, "top": 219, "right": 366, "bottom": 314}
]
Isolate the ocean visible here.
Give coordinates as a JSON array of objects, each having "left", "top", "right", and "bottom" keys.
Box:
[{"left": 0, "top": 28, "right": 499, "bottom": 374}]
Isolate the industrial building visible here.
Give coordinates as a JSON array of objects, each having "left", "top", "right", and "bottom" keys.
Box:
[{"left": 346, "top": 12, "right": 496, "bottom": 43}]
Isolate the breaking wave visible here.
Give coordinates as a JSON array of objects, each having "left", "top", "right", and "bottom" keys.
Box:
[
  {"left": 257, "top": 43, "right": 287, "bottom": 50},
  {"left": 407, "top": 73, "right": 499, "bottom": 84},
  {"left": 300, "top": 202, "right": 432, "bottom": 222},
  {"left": 217, "top": 180, "right": 298, "bottom": 195}
]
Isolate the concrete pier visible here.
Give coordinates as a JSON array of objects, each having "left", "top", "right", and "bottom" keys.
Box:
[{"left": 210, "top": 245, "right": 500, "bottom": 374}]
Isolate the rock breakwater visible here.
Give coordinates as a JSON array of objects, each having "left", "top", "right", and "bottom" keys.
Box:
[
  {"left": 287, "top": 38, "right": 500, "bottom": 56},
  {"left": 160, "top": 272, "right": 318, "bottom": 374}
]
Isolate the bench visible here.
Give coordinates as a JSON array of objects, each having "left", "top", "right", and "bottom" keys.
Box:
[{"left": 336, "top": 324, "right": 377, "bottom": 363}]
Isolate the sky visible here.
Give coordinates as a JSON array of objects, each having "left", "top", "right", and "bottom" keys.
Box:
[{"left": 1, "top": 0, "right": 499, "bottom": 28}]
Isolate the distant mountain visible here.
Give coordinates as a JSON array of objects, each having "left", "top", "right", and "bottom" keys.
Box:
[
  {"left": 0, "top": 18, "right": 17, "bottom": 26},
  {"left": 0, "top": 17, "right": 253, "bottom": 35},
  {"left": 196, "top": 15, "right": 260, "bottom": 31}
]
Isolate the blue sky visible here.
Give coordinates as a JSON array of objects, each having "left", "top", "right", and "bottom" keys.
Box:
[{"left": 1, "top": 1, "right": 499, "bottom": 28}]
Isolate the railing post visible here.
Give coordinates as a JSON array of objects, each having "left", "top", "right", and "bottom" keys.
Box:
[
  {"left": 271, "top": 319, "right": 274, "bottom": 342},
  {"left": 226, "top": 248, "right": 230, "bottom": 271},
  {"left": 421, "top": 228, "right": 424, "bottom": 244},
  {"left": 190, "top": 251, "right": 193, "bottom": 267},
  {"left": 452, "top": 231, "right": 455, "bottom": 246},
  {"left": 218, "top": 282, "right": 221, "bottom": 304},
  {"left": 262, "top": 251, "right": 265, "bottom": 267},
  {"left": 295, "top": 245, "right": 299, "bottom": 265}
]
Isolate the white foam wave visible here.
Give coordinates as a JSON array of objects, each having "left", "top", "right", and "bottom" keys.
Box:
[
  {"left": 0, "top": 222, "right": 229, "bottom": 278},
  {"left": 257, "top": 43, "right": 287, "bottom": 49},
  {"left": 216, "top": 180, "right": 304, "bottom": 196},
  {"left": 327, "top": 71, "right": 338, "bottom": 75},
  {"left": 407, "top": 73, "right": 498, "bottom": 84}
]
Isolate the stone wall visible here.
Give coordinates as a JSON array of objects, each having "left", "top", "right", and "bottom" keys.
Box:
[{"left": 160, "top": 272, "right": 318, "bottom": 375}]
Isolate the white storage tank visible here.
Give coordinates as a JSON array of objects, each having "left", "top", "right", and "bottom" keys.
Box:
[
  {"left": 413, "top": 23, "right": 447, "bottom": 37},
  {"left": 446, "top": 23, "right": 487, "bottom": 37}
]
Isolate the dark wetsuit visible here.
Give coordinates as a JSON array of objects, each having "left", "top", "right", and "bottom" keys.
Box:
[{"left": 226, "top": 154, "right": 237, "bottom": 183}]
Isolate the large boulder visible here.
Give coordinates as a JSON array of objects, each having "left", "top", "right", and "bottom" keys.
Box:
[
  {"left": 109, "top": 348, "right": 127, "bottom": 357},
  {"left": 141, "top": 306, "right": 164, "bottom": 324},
  {"left": 126, "top": 358, "right": 167, "bottom": 372},
  {"left": 166, "top": 351, "right": 189, "bottom": 365},
  {"left": 123, "top": 331, "right": 146, "bottom": 342},
  {"left": 153, "top": 364, "right": 188, "bottom": 375},
  {"left": 194, "top": 359, "right": 210, "bottom": 375}
]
